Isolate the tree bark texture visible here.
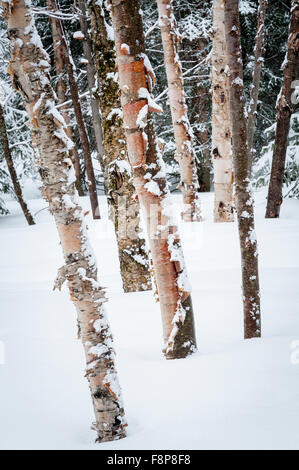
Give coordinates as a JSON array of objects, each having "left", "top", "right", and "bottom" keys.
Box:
[
  {"left": 224, "top": 0, "right": 261, "bottom": 339},
  {"left": 109, "top": 0, "right": 197, "bottom": 359},
  {"left": 265, "top": 0, "right": 299, "bottom": 218},
  {"left": 247, "top": 0, "right": 268, "bottom": 175},
  {"left": 0, "top": 102, "right": 35, "bottom": 225},
  {"left": 156, "top": 0, "right": 201, "bottom": 222},
  {"left": 48, "top": 0, "right": 100, "bottom": 220},
  {"left": 211, "top": 0, "right": 234, "bottom": 223},
  {"left": 2, "top": 0, "right": 126, "bottom": 442},
  {"left": 46, "top": 0, "right": 84, "bottom": 196},
  {"left": 88, "top": 0, "right": 152, "bottom": 293}
]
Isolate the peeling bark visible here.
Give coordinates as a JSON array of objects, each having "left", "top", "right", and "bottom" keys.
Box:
[
  {"left": 224, "top": 0, "right": 261, "bottom": 339},
  {"left": 46, "top": 0, "right": 83, "bottom": 196},
  {"left": 0, "top": 102, "right": 35, "bottom": 226},
  {"left": 211, "top": 0, "right": 234, "bottom": 223},
  {"left": 247, "top": 0, "right": 268, "bottom": 175},
  {"left": 2, "top": 0, "right": 126, "bottom": 442},
  {"left": 265, "top": 0, "right": 299, "bottom": 218},
  {"left": 156, "top": 0, "right": 201, "bottom": 222},
  {"left": 109, "top": 0, "right": 197, "bottom": 359},
  {"left": 88, "top": 0, "right": 152, "bottom": 293},
  {"left": 48, "top": 0, "right": 100, "bottom": 220}
]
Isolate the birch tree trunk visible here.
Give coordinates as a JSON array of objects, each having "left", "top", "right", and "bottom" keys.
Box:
[
  {"left": 0, "top": 102, "right": 35, "bottom": 226},
  {"left": 109, "top": 0, "right": 197, "bottom": 359},
  {"left": 47, "top": 0, "right": 83, "bottom": 196},
  {"left": 88, "top": 0, "right": 152, "bottom": 293},
  {"left": 2, "top": 0, "right": 126, "bottom": 442},
  {"left": 211, "top": 0, "right": 234, "bottom": 223},
  {"left": 265, "top": 0, "right": 299, "bottom": 219},
  {"left": 156, "top": 0, "right": 201, "bottom": 222},
  {"left": 48, "top": 0, "right": 101, "bottom": 220},
  {"left": 224, "top": 0, "right": 261, "bottom": 339},
  {"left": 247, "top": 0, "right": 268, "bottom": 175},
  {"left": 76, "top": 0, "right": 105, "bottom": 169}
]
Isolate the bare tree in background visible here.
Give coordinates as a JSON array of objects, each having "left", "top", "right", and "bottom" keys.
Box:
[
  {"left": 247, "top": 0, "right": 268, "bottom": 175},
  {"left": 0, "top": 102, "right": 35, "bottom": 226},
  {"left": 266, "top": 0, "right": 299, "bottom": 218},
  {"left": 46, "top": 0, "right": 83, "bottom": 196},
  {"left": 224, "top": 0, "right": 261, "bottom": 339},
  {"left": 48, "top": 0, "right": 101, "bottom": 219}
]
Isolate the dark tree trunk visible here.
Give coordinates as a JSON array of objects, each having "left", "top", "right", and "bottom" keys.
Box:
[
  {"left": 0, "top": 103, "right": 35, "bottom": 226},
  {"left": 46, "top": 0, "right": 84, "bottom": 196},
  {"left": 77, "top": 0, "right": 105, "bottom": 170},
  {"left": 265, "top": 0, "right": 299, "bottom": 218},
  {"left": 48, "top": 0, "right": 100, "bottom": 220},
  {"left": 224, "top": 0, "right": 261, "bottom": 339}
]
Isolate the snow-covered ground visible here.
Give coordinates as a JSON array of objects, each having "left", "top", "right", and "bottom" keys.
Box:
[{"left": 0, "top": 191, "right": 298, "bottom": 450}]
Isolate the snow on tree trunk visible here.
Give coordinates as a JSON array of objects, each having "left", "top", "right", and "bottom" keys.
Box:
[
  {"left": 0, "top": 102, "right": 35, "bottom": 226},
  {"left": 77, "top": 0, "right": 105, "bottom": 170},
  {"left": 88, "top": 0, "right": 152, "bottom": 293},
  {"left": 109, "top": 0, "right": 197, "bottom": 359},
  {"left": 265, "top": 0, "right": 299, "bottom": 219},
  {"left": 247, "top": 0, "right": 268, "bottom": 175},
  {"left": 156, "top": 0, "right": 201, "bottom": 222},
  {"left": 211, "top": 0, "right": 234, "bottom": 223},
  {"left": 47, "top": 0, "right": 100, "bottom": 220},
  {"left": 224, "top": 0, "right": 261, "bottom": 339},
  {"left": 2, "top": 0, "right": 126, "bottom": 442},
  {"left": 47, "top": 0, "right": 83, "bottom": 196}
]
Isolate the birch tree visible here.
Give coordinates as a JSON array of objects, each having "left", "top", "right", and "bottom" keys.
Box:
[
  {"left": 88, "top": 0, "right": 152, "bottom": 293},
  {"left": 211, "top": 0, "right": 234, "bottom": 223},
  {"left": 224, "top": 0, "right": 261, "bottom": 339},
  {"left": 2, "top": 0, "right": 126, "bottom": 442},
  {"left": 109, "top": 0, "right": 197, "bottom": 359},
  {"left": 47, "top": 0, "right": 101, "bottom": 220},
  {"left": 266, "top": 0, "right": 299, "bottom": 218},
  {"left": 0, "top": 102, "right": 35, "bottom": 225},
  {"left": 156, "top": 0, "right": 201, "bottom": 222},
  {"left": 247, "top": 0, "right": 268, "bottom": 175}
]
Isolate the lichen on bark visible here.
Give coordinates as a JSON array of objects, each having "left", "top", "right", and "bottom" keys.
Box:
[{"left": 88, "top": 0, "right": 152, "bottom": 293}]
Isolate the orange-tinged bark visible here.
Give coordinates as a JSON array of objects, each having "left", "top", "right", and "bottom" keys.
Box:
[{"left": 110, "top": 0, "right": 197, "bottom": 359}]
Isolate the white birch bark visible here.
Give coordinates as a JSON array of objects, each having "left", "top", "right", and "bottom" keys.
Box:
[
  {"left": 211, "top": 0, "right": 234, "bottom": 223},
  {"left": 2, "top": 0, "right": 126, "bottom": 442},
  {"left": 156, "top": 0, "right": 201, "bottom": 222}
]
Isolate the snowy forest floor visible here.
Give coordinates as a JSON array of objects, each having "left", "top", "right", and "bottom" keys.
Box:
[{"left": 0, "top": 190, "right": 298, "bottom": 450}]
